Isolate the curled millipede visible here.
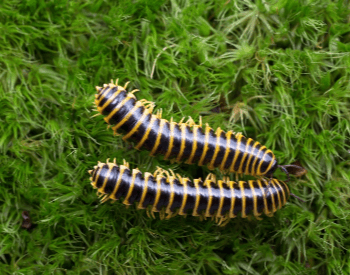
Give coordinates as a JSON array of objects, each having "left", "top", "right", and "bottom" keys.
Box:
[
  {"left": 93, "top": 80, "right": 299, "bottom": 179},
  {"left": 88, "top": 159, "right": 290, "bottom": 224}
]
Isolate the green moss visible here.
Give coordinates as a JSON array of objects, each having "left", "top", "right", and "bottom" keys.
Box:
[{"left": 0, "top": 0, "right": 349, "bottom": 274}]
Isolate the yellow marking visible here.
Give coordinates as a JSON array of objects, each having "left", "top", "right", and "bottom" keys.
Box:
[
  {"left": 151, "top": 176, "right": 163, "bottom": 213},
  {"left": 251, "top": 145, "right": 266, "bottom": 176},
  {"left": 264, "top": 150, "right": 276, "bottom": 175},
  {"left": 91, "top": 167, "right": 102, "bottom": 188},
  {"left": 263, "top": 180, "right": 275, "bottom": 217},
  {"left": 104, "top": 96, "right": 133, "bottom": 124},
  {"left": 204, "top": 182, "right": 213, "bottom": 217},
  {"left": 249, "top": 180, "right": 261, "bottom": 219},
  {"left": 96, "top": 85, "right": 112, "bottom": 99},
  {"left": 97, "top": 163, "right": 114, "bottom": 194},
  {"left": 176, "top": 124, "right": 188, "bottom": 162},
  {"left": 228, "top": 182, "right": 236, "bottom": 218},
  {"left": 138, "top": 172, "right": 151, "bottom": 209},
  {"left": 244, "top": 141, "right": 259, "bottom": 176},
  {"left": 216, "top": 181, "right": 225, "bottom": 218},
  {"left": 220, "top": 131, "right": 232, "bottom": 171},
  {"left": 239, "top": 182, "right": 247, "bottom": 218},
  {"left": 208, "top": 127, "right": 223, "bottom": 170},
  {"left": 179, "top": 179, "right": 188, "bottom": 215},
  {"left": 192, "top": 179, "right": 201, "bottom": 216},
  {"left": 258, "top": 180, "right": 271, "bottom": 217},
  {"left": 123, "top": 170, "right": 138, "bottom": 205},
  {"left": 237, "top": 138, "right": 252, "bottom": 174},
  {"left": 164, "top": 119, "right": 176, "bottom": 159},
  {"left": 256, "top": 151, "right": 268, "bottom": 176},
  {"left": 185, "top": 125, "right": 199, "bottom": 164},
  {"left": 109, "top": 166, "right": 127, "bottom": 200},
  {"left": 271, "top": 180, "right": 282, "bottom": 210},
  {"left": 134, "top": 115, "right": 157, "bottom": 149},
  {"left": 198, "top": 124, "right": 212, "bottom": 166},
  {"left": 165, "top": 177, "right": 175, "bottom": 215},
  {"left": 97, "top": 87, "right": 120, "bottom": 113},
  {"left": 280, "top": 180, "right": 290, "bottom": 202},
  {"left": 95, "top": 85, "right": 116, "bottom": 107},
  {"left": 256, "top": 150, "right": 275, "bottom": 176},
  {"left": 269, "top": 180, "right": 277, "bottom": 213},
  {"left": 150, "top": 119, "right": 166, "bottom": 156},
  {"left": 112, "top": 101, "right": 143, "bottom": 133},
  {"left": 122, "top": 109, "right": 150, "bottom": 141},
  {"left": 228, "top": 134, "right": 243, "bottom": 173},
  {"left": 256, "top": 179, "right": 273, "bottom": 217}
]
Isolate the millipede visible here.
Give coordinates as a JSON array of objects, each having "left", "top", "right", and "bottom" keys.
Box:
[
  {"left": 93, "top": 80, "right": 301, "bottom": 180},
  {"left": 89, "top": 159, "right": 290, "bottom": 224}
]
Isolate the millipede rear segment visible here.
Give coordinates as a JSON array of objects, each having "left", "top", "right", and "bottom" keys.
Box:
[
  {"left": 93, "top": 80, "right": 282, "bottom": 178},
  {"left": 89, "top": 159, "right": 290, "bottom": 224}
]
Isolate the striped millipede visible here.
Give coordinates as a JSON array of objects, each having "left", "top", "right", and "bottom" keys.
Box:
[
  {"left": 89, "top": 159, "right": 290, "bottom": 224},
  {"left": 93, "top": 80, "right": 301, "bottom": 180}
]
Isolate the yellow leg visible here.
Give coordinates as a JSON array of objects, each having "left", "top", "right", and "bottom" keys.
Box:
[
  {"left": 123, "top": 159, "right": 130, "bottom": 169},
  {"left": 204, "top": 173, "right": 216, "bottom": 186},
  {"left": 123, "top": 81, "right": 130, "bottom": 89}
]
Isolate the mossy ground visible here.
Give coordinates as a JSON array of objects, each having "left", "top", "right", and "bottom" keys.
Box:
[{"left": 1, "top": 0, "right": 350, "bottom": 274}]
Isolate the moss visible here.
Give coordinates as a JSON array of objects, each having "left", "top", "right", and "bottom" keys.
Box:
[{"left": 0, "top": 0, "right": 349, "bottom": 274}]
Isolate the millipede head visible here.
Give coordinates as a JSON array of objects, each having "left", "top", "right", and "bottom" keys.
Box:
[{"left": 278, "top": 164, "right": 307, "bottom": 182}]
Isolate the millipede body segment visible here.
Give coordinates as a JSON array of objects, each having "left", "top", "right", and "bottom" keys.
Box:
[
  {"left": 94, "top": 80, "right": 278, "bottom": 177},
  {"left": 89, "top": 160, "right": 290, "bottom": 221}
]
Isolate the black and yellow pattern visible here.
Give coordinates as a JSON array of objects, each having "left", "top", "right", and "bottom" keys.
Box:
[
  {"left": 89, "top": 159, "right": 290, "bottom": 223},
  {"left": 94, "top": 80, "right": 278, "bottom": 177}
]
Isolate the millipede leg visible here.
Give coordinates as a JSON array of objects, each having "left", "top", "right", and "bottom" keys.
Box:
[
  {"left": 159, "top": 208, "right": 165, "bottom": 220},
  {"left": 220, "top": 215, "right": 231, "bottom": 227},
  {"left": 168, "top": 169, "right": 176, "bottom": 178},
  {"left": 91, "top": 113, "right": 101, "bottom": 118},
  {"left": 123, "top": 81, "right": 130, "bottom": 89},
  {"left": 130, "top": 89, "right": 139, "bottom": 94},
  {"left": 204, "top": 173, "right": 216, "bottom": 186},
  {"left": 123, "top": 159, "right": 130, "bottom": 168},
  {"left": 290, "top": 193, "right": 305, "bottom": 203},
  {"left": 146, "top": 205, "right": 156, "bottom": 219},
  {"left": 175, "top": 173, "right": 184, "bottom": 183},
  {"left": 101, "top": 194, "right": 110, "bottom": 203},
  {"left": 153, "top": 167, "right": 164, "bottom": 177},
  {"left": 279, "top": 165, "right": 290, "bottom": 182}
]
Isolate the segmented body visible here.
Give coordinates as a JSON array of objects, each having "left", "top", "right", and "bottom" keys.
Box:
[
  {"left": 94, "top": 81, "right": 278, "bottom": 177},
  {"left": 89, "top": 160, "right": 290, "bottom": 222}
]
